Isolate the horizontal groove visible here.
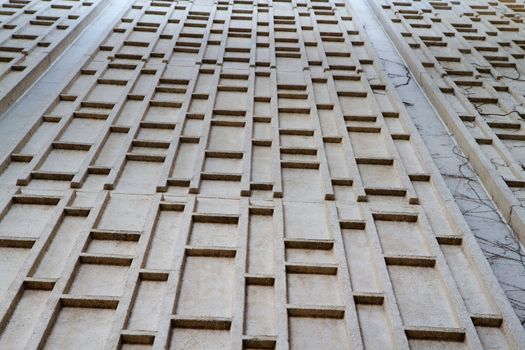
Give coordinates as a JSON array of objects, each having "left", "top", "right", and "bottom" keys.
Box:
[
  {"left": 200, "top": 172, "right": 242, "bottom": 181},
  {"left": 281, "top": 161, "right": 320, "bottom": 169},
  {"left": 408, "top": 173, "right": 431, "bottom": 182},
  {"left": 150, "top": 100, "right": 183, "bottom": 108},
  {"left": 12, "top": 194, "right": 60, "bottom": 205},
  {"left": 64, "top": 207, "right": 91, "bottom": 217},
  {"left": 245, "top": 274, "right": 275, "bottom": 286},
  {"left": 88, "top": 166, "right": 111, "bottom": 175},
  {"left": 287, "top": 305, "right": 345, "bottom": 318},
  {"left": 159, "top": 201, "right": 185, "bottom": 211},
  {"left": 277, "top": 107, "right": 310, "bottom": 114},
  {"left": 132, "top": 139, "right": 170, "bottom": 148},
  {"left": 42, "top": 115, "right": 62, "bottom": 122},
  {"left": 404, "top": 326, "right": 465, "bottom": 342},
  {"left": 210, "top": 119, "right": 246, "bottom": 127},
  {"left": 79, "top": 253, "right": 134, "bottom": 266},
  {"left": 11, "top": 153, "right": 33, "bottom": 162},
  {"left": 0, "top": 236, "right": 36, "bottom": 248},
  {"left": 192, "top": 213, "right": 239, "bottom": 224},
  {"left": 372, "top": 211, "right": 418, "bottom": 222},
  {"left": 206, "top": 150, "right": 244, "bottom": 159},
  {"left": 331, "top": 178, "right": 353, "bottom": 186},
  {"left": 285, "top": 263, "right": 338, "bottom": 275},
  {"left": 171, "top": 316, "right": 232, "bottom": 330},
  {"left": 60, "top": 295, "right": 119, "bottom": 309},
  {"left": 355, "top": 157, "right": 394, "bottom": 165},
  {"left": 73, "top": 111, "right": 109, "bottom": 120},
  {"left": 505, "top": 179, "right": 525, "bottom": 188},
  {"left": 476, "top": 137, "right": 493, "bottom": 145},
  {"left": 31, "top": 171, "right": 75, "bottom": 181},
  {"left": 470, "top": 313, "right": 503, "bottom": 327},
  {"left": 139, "top": 269, "right": 170, "bottom": 281},
  {"left": 24, "top": 278, "right": 56, "bottom": 291},
  {"left": 252, "top": 139, "right": 272, "bottom": 146},
  {"left": 90, "top": 229, "right": 141, "bottom": 241},
  {"left": 339, "top": 220, "right": 366, "bottom": 230},
  {"left": 384, "top": 255, "right": 437, "bottom": 267},
  {"left": 140, "top": 121, "right": 176, "bottom": 129},
  {"left": 80, "top": 101, "right": 114, "bottom": 109},
  {"left": 352, "top": 292, "right": 385, "bottom": 305},
  {"left": 497, "top": 133, "right": 525, "bottom": 141},
  {"left": 248, "top": 206, "right": 274, "bottom": 215},
  {"left": 242, "top": 335, "right": 277, "bottom": 349},
  {"left": 167, "top": 178, "right": 191, "bottom": 187},
  {"left": 278, "top": 92, "right": 307, "bottom": 99},
  {"left": 250, "top": 182, "right": 274, "bottom": 190},
  {"left": 284, "top": 238, "right": 334, "bottom": 250},
  {"left": 345, "top": 115, "right": 377, "bottom": 122},
  {"left": 347, "top": 125, "right": 381, "bottom": 133},
  {"left": 120, "top": 330, "right": 156, "bottom": 345},
  {"left": 279, "top": 128, "right": 314, "bottom": 136},
  {"left": 365, "top": 187, "right": 407, "bottom": 196},
  {"left": 185, "top": 246, "right": 237, "bottom": 258},
  {"left": 126, "top": 153, "right": 166, "bottom": 162},
  {"left": 337, "top": 91, "right": 368, "bottom": 97},
  {"left": 436, "top": 235, "right": 463, "bottom": 245},
  {"left": 280, "top": 147, "right": 317, "bottom": 155},
  {"left": 180, "top": 136, "right": 200, "bottom": 143}
]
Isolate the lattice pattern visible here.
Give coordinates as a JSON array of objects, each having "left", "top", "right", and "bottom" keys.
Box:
[
  {"left": 368, "top": 0, "right": 525, "bottom": 243},
  {"left": 0, "top": 0, "right": 523, "bottom": 349},
  {"left": 0, "top": 0, "right": 109, "bottom": 113}
]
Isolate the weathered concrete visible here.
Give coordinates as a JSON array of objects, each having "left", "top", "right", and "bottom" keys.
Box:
[{"left": 0, "top": 0, "right": 524, "bottom": 349}]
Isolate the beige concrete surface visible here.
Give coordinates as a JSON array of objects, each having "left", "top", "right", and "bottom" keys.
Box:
[
  {"left": 0, "top": 0, "right": 115, "bottom": 115},
  {"left": 0, "top": 0, "right": 524, "bottom": 349},
  {"left": 365, "top": 0, "right": 525, "bottom": 244}
]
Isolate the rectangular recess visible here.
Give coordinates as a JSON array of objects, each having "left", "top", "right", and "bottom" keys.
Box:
[
  {"left": 356, "top": 304, "right": 394, "bottom": 349},
  {"left": 127, "top": 279, "right": 167, "bottom": 331},
  {"left": 169, "top": 328, "right": 231, "bottom": 350},
  {"left": 39, "top": 149, "right": 87, "bottom": 173},
  {"left": 342, "top": 229, "right": 381, "bottom": 293},
  {"left": 115, "top": 160, "right": 163, "bottom": 194},
  {"left": 145, "top": 210, "right": 182, "bottom": 270},
  {"left": 97, "top": 194, "right": 151, "bottom": 232},
  {"left": 176, "top": 256, "right": 235, "bottom": 318},
  {"left": 284, "top": 202, "right": 329, "bottom": 240},
  {"left": 288, "top": 317, "right": 350, "bottom": 350},
  {"left": 247, "top": 214, "right": 274, "bottom": 275},
  {"left": 388, "top": 265, "right": 458, "bottom": 329},
  {"left": 0, "top": 289, "right": 48, "bottom": 347},
  {"left": 287, "top": 273, "right": 342, "bottom": 306},
  {"left": 374, "top": 220, "right": 430, "bottom": 257},
  {"left": 0, "top": 202, "right": 56, "bottom": 238},
  {"left": 43, "top": 307, "right": 115, "bottom": 349},
  {"left": 33, "top": 216, "right": 84, "bottom": 278},
  {"left": 244, "top": 285, "right": 276, "bottom": 336},
  {"left": 68, "top": 263, "right": 129, "bottom": 297}
]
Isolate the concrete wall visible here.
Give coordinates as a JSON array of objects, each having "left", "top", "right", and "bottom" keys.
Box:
[{"left": 0, "top": 0, "right": 524, "bottom": 349}]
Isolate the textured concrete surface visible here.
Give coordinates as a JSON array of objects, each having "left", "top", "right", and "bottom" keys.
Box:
[
  {"left": 354, "top": 0, "right": 525, "bottom": 326},
  {"left": 0, "top": 0, "right": 524, "bottom": 349}
]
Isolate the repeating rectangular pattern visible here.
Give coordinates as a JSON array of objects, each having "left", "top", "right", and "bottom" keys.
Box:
[
  {"left": 0, "top": 0, "right": 524, "bottom": 349},
  {"left": 0, "top": 0, "right": 111, "bottom": 113},
  {"left": 366, "top": 0, "right": 525, "bottom": 244}
]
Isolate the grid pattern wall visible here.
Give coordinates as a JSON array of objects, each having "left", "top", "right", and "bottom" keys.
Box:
[
  {"left": 0, "top": 0, "right": 110, "bottom": 113},
  {"left": 0, "top": 0, "right": 524, "bottom": 349},
  {"left": 367, "top": 0, "right": 525, "bottom": 244}
]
